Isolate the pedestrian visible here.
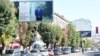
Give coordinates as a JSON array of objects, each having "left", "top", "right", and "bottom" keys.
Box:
[
  {"left": 0, "top": 37, "right": 4, "bottom": 56},
  {"left": 0, "top": 44, "right": 3, "bottom": 55}
]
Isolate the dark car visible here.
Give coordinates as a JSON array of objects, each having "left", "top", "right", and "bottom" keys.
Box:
[
  {"left": 3, "top": 48, "right": 21, "bottom": 56},
  {"left": 62, "top": 47, "right": 71, "bottom": 54}
]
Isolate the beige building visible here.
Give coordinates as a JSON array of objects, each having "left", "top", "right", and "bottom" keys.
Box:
[{"left": 52, "top": 12, "right": 69, "bottom": 29}]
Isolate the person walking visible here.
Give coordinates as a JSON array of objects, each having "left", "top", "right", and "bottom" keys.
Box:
[
  {"left": 0, "top": 43, "right": 3, "bottom": 55},
  {"left": 0, "top": 37, "right": 4, "bottom": 56}
]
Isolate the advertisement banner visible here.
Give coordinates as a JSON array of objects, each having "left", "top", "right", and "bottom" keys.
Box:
[
  {"left": 13, "top": 0, "right": 53, "bottom": 22},
  {"left": 12, "top": 0, "right": 53, "bottom": 2},
  {"left": 19, "top": 2, "right": 30, "bottom": 22},
  {"left": 79, "top": 31, "right": 91, "bottom": 37}
]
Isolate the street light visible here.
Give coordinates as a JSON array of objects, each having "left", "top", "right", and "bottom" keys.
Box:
[{"left": 81, "top": 39, "right": 85, "bottom": 53}]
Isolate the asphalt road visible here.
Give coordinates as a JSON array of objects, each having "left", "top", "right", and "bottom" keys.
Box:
[
  {"left": 2, "top": 53, "right": 83, "bottom": 56},
  {"left": 3, "top": 52, "right": 100, "bottom": 56},
  {"left": 3, "top": 54, "right": 32, "bottom": 56},
  {"left": 84, "top": 51, "right": 100, "bottom": 56}
]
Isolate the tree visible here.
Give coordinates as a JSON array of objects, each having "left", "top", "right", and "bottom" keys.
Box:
[
  {"left": 83, "top": 38, "right": 93, "bottom": 48},
  {"left": 28, "top": 22, "right": 38, "bottom": 45},
  {"left": 18, "top": 23, "right": 28, "bottom": 47},
  {"left": 18, "top": 22, "right": 37, "bottom": 48},
  {"left": 38, "top": 23, "right": 64, "bottom": 47},
  {"left": 67, "top": 23, "right": 80, "bottom": 48},
  {"left": 0, "top": 0, "right": 18, "bottom": 47},
  {"left": 0, "top": 0, "right": 17, "bottom": 36},
  {"left": 59, "top": 34, "right": 68, "bottom": 46},
  {"left": 38, "top": 23, "right": 52, "bottom": 47}
]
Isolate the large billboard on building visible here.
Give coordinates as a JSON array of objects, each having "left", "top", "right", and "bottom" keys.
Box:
[
  {"left": 79, "top": 31, "right": 91, "bottom": 37},
  {"left": 13, "top": 0, "right": 53, "bottom": 22}
]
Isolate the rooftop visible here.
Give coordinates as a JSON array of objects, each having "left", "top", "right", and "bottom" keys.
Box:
[{"left": 54, "top": 12, "right": 69, "bottom": 22}]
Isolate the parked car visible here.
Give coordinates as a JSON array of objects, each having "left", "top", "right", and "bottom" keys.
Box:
[
  {"left": 22, "top": 49, "right": 30, "bottom": 56},
  {"left": 74, "top": 47, "right": 82, "bottom": 53},
  {"left": 30, "top": 49, "right": 41, "bottom": 56},
  {"left": 13, "top": 48, "right": 21, "bottom": 56},
  {"left": 62, "top": 47, "right": 71, "bottom": 54},
  {"left": 53, "top": 47, "right": 62, "bottom": 56},
  {"left": 48, "top": 49, "right": 54, "bottom": 56},
  {"left": 4, "top": 48, "right": 21, "bottom": 56},
  {"left": 3, "top": 50, "right": 14, "bottom": 56},
  {"left": 40, "top": 49, "right": 49, "bottom": 56}
]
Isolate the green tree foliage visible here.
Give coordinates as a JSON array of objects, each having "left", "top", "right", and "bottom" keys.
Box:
[
  {"left": 18, "top": 22, "right": 37, "bottom": 47},
  {"left": 28, "top": 22, "right": 38, "bottom": 45},
  {"left": 67, "top": 23, "right": 80, "bottom": 47},
  {"left": 38, "top": 23, "right": 64, "bottom": 47},
  {"left": 59, "top": 34, "right": 68, "bottom": 46},
  {"left": 0, "top": 0, "right": 18, "bottom": 46},
  {"left": 0, "top": 0, "right": 17, "bottom": 36},
  {"left": 83, "top": 38, "right": 93, "bottom": 48}
]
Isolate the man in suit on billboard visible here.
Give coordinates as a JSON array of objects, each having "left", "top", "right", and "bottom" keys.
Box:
[{"left": 35, "top": 7, "right": 44, "bottom": 21}]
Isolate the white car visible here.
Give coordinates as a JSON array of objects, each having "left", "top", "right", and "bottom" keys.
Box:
[
  {"left": 40, "top": 49, "right": 49, "bottom": 56},
  {"left": 12, "top": 48, "right": 21, "bottom": 56}
]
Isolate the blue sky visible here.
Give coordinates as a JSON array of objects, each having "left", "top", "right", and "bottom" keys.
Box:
[{"left": 54, "top": 0, "right": 100, "bottom": 28}]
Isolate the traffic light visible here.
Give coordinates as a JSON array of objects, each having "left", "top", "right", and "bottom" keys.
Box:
[{"left": 96, "top": 27, "right": 99, "bottom": 34}]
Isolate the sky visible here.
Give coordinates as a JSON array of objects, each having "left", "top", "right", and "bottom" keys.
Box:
[
  {"left": 11, "top": 0, "right": 100, "bottom": 29},
  {"left": 54, "top": 0, "right": 100, "bottom": 29}
]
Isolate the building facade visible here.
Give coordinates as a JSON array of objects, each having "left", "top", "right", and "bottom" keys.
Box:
[
  {"left": 73, "top": 18, "right": 92, "bottom": 31},
  {"left": 73, "top": 18, "right": 92, "bottom": 37},
  {"left": 53, "top": 12, "right": 69, "bottom": 29}
]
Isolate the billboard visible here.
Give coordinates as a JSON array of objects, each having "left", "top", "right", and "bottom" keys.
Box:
[
  {"left": 79, "top": 31, "right": 91, "bottom": 37},
  {"left": 13, "top": 0, "right": 53, "bottom": 22},
  {"left": 12, "top": 0, "right": 53, "bottom": 1}
]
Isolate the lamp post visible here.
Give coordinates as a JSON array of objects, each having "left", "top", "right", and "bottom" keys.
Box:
[{"left": 81, "top": 38, "right": 85, "bottom": 53}]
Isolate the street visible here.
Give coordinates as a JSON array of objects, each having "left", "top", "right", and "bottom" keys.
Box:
[
  {"left": 84, "top": 51, "right": 100, "bottom": 56},
  {"left": 57, "top": 52, "right": 100, "bottom": 56},
  {"left": 3, "top": 53, "right": 83, "bottom": 56},
  {"left": 3, "top": 52, "right": 100, "bottom": 56}
]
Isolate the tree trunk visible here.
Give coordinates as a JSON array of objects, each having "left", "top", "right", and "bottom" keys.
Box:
[{"left": 71, "top": 46, "right": 75, "bottom": 53}]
